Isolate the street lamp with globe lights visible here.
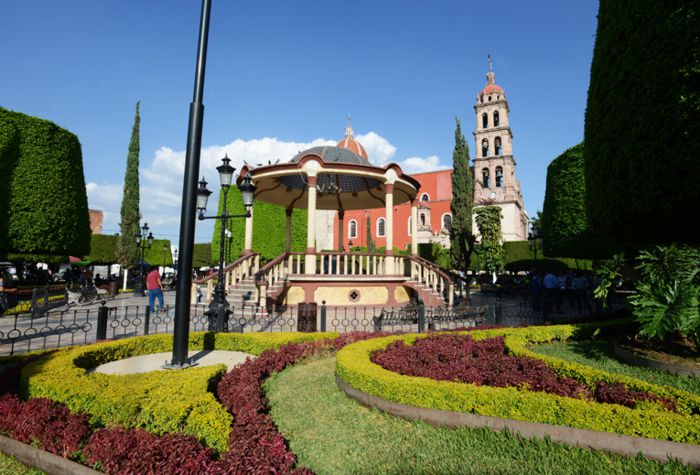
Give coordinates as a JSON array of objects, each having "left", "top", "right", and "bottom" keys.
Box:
[
  {"left": 196, "top": 156, "right": 256, "bottom": 331},
  {"left": 134, "top": 222, "right": 154, "bottom": 295}
]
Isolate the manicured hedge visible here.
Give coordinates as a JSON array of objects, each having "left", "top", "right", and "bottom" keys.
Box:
[
  {"left": 193, "top": 242, "right": 215, "bottom": 268},
  {"left": 85, "top": 234, "right": 118, "bottom": 264},
  {"left": 212, "top": 186, "right": 307, "bottom": 263},
  {"left": 584, "top": 1, "right": 700, "bottom": 247},
  {"left": 19, "top": 331, "right": 335, "bottom": 452},
  {"left": 541, "top": 143, "right": 618, "bottom": 259},
  {"left": 336, "top": 322, "right": 700, "bottom": 444},
  {"left": 0, "top": 108, "right": 91, "bottom": 262}
]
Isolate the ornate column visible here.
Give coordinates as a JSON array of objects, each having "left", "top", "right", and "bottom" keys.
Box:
[
  {"left": 285, "top": 208, "right": 292, "bottom": 253},
  {"left": 243, "top": 205, "right": 254, "bottom": 255},
  {"left": 305, "top": 175, "right": 318, "bottom": 274},
  {"left": 384, "top": 182, "right": 394, "bottom": 274},
  {"left": 337, "top": 210, "right": 345, "bottom": 251},
  {"left": 411, "top": 199, "right": 418, "bottom": 256}
]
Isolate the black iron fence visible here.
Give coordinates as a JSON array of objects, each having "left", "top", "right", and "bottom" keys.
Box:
[{"left": 0, "top": 293, "right": 621, "bottom": 356}]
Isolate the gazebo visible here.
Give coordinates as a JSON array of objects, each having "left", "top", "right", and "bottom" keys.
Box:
[{"left": 199, "top": 127, "right": 453, "bottom": 308}]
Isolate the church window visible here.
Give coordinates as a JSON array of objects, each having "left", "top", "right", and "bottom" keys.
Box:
[
  {"left": 482, "top": 168, "right": 490, "bottom": 188},
  {"left": 493, "top": 111, "right": 500, "bottom": 127},
  {"left": 420, "top": 213, "right": 426, "bottom": 226},
  {"left": 377, "top": 218, "right": 385, "bottom": 237},
  {"left": 442, "top": 213, "right": 452, "bottom": 232},
  {"left": 495, "top": 137, "right": 502, "bottom": 156},
  {"left": 420, "top": 193, "right": 430, "bottom": 202},
  {"left": 482, "top": 138, "right": 489, "bottom": 157},
  {"left": 482, "top": 113, "right": 488, "bottom": 129},
  {"left": 495, "top": 167, "right": 504, "bottom": 187},
  {"left": 349, "top": 220, "right": 357, "bottom": 239}
]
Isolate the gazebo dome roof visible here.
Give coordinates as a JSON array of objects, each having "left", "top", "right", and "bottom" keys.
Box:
[{"left": 290, "top": 145, "right": 365, "bottom": 165}]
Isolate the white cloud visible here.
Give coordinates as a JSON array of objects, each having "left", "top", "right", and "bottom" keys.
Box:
[
  {"left": 356, "top": 131, "right": 396, "bottom": 166},
  {"left": 86, "top": 133, "right": 447, "bottom": 244},
  {"left": 396, "top": 155, "right": 448, "bottom": 173}
]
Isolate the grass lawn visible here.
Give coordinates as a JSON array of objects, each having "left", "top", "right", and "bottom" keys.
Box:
[
  {"left": 265, "top": 356, "right": 694, "bottom": 475},
  {"left": 530, "top": 340, "right": 700, "bottom": 395},
  {"left": 0, "top": 453, "right": 43, "bottom": 475}
]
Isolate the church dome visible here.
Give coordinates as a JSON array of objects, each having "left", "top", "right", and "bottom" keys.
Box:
[
  {"left": 336, "top": 123, "right": 368, "bottom": 161},
  {"left": 480, "top": 83, "right": 503, "bottom": 96}
]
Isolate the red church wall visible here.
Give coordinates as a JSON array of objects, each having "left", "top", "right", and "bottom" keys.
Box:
[{"left": 337, "top": 169, "right": 454, "bottom": 251}]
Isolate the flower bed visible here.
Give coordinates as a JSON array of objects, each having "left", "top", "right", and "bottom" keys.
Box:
[
  {"left": 336, "top": 321, "right": 700, "bottom": 443},
  {"left": 1, "top": 331, "right": 388, "bottom": 473},
  {"left": 19, "top": 331, "right": 334, "bottom": 452},
  {"left": 372, "top": 334, "right": 676, "bottom": 411}
]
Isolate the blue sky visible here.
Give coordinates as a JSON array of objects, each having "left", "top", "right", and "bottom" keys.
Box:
[{"left": 1, "top": 0, "right": 598, "bottom": 246}]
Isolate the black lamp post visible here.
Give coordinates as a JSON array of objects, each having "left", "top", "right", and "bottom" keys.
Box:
[
  {"left": 196, "top": 157, "right": 256, "bottom": 331},
  {"left": 134, "top": 222, "right": 154, "bottom": 295},
  {"left": 528, "top": 231, "right": 543, "bottom": 262}
]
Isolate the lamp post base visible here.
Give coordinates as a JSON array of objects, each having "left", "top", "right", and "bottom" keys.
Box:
[
  {"left": 162, "top": 359, "right": 199, "bottom": 370},
  {"left": 205, "top": 289, "right": 231, "bottom": 332}
]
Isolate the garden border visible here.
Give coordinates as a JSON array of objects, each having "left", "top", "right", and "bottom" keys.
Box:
[
  {"left": 0, "top": 434, "right": 98, "bottom": 475},
  {"left": 614, "top": 343, "right": 700, "bottom": 377},
  {"left": 336, "top": 376, "right": 700, "bottom": 469}
]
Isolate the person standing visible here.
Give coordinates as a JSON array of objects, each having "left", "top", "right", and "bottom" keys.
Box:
[{"left": 146, "top": 267, "right": 164, "bottom": 312}]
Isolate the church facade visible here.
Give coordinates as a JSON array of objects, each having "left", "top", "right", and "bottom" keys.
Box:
[{"left": 324, "top": 64, "right": 529, "bottom": 252}]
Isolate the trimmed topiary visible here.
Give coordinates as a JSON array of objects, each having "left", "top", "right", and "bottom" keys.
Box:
[
  {"left": 0, "top": 107, "right": 91, "bottom": 262},
  {"left": 584, "top": 1, "right": 700, "bottom": 247}
]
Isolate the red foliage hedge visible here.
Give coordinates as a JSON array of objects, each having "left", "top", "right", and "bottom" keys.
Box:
[
  {"left": 0, "top": 394, "right": 91, "bottom": 458},
  {"left": 371, "top": 334, "right": 676, "bottom": 411}
]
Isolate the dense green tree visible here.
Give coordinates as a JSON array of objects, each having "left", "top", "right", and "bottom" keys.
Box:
[
  {"left": 0, "top": 108, "right": 90, "bottom": 263},
  {"left": 584, "top": 0, "right": 700, "bottom": 247},
  {"left": 475, "top": 206, "right": 505, "bottom": 276},
  {"left": 529, "top": 210, "right": 542, "bottom": 238},
  {"left": 449, "top": 117, "right": 475, "bottom": 274},
  {"left": 117, "top": 102, "right": 141, "bottom": 269},
  {"left": 541, "top": 143, "right": 618, "bottom": 259},
  {"left": 366, "top": 214, "right": 376, "bottom": 253}
]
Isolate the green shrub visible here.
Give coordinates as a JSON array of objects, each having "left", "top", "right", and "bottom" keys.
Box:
[
  {"left": 584, "top": 1, "right": 700, "bottom": 247},
  {"left": 18, "top": 331, "right": 336, "bottom": 452},
  {"left": 336, "top": 322, "right": 700, "bottom": 444},
  {"left": 0, "top": 108, "right": 91, "bottom": 262},
  {"left": 629, "top": 245, "right": 700, "bottom": 345},
  {"left": 193, "top": 242, "right": 215, "bottom": 268}
]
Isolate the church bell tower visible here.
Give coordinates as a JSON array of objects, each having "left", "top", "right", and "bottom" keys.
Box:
[{"left": 472, "top": 56, "right": 528, "bottom": 241}]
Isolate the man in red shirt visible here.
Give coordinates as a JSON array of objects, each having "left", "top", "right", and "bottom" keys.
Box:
[{"left": 146, "top": 267, "right": 164, "bottom": 312}]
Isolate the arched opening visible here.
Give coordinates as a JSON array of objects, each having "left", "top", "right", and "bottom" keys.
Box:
[
  {"left": 349, "top": 220, "right": 357, "bottom": 239},
  {"left": 493, "top": 110, "right": 500, "bottom": 127},
  {"left": 377, "top": 218, "right": 386, "bottom": 237},
  {"left": 482, "top": 112, "right": 488, "bottom": 129},
  {"left": 442, "top": 213, "right": 452, "bottom": 232},
  {"left": 482, "top": 168, "right": 490, "bottom": 188},
  {"left": 420, "top": 193, "right": 430, "bottom": 202},
  {"left": 495, "top": 166, "right": 503, "bottom": 187},
  {"left": 481, "top": 138, "right": 489, "bottom": 158},
  {"left": 495, "top": 136, "right": 502, "bottom": 156},
  {"left": 420, "top": 213, "right": 426, "bottom": 226}
]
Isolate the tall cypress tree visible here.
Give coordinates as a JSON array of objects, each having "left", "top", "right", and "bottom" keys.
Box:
[
  {"left": 449, "top": 117, "right": 475, "bottom": 274},
  {"left": 118, "top": 102, "right": 141, "bottom": 269},
  {"left": 366, "top": 214, "right": 376, "bottom": 253}
]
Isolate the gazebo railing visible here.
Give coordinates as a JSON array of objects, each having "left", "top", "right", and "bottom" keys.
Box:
[
  {"left": 192, "top": 252, "right": 260, "bottom": 302},
  {"left": 253, "top": 251, "right": 454, "bottom": 306}
]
